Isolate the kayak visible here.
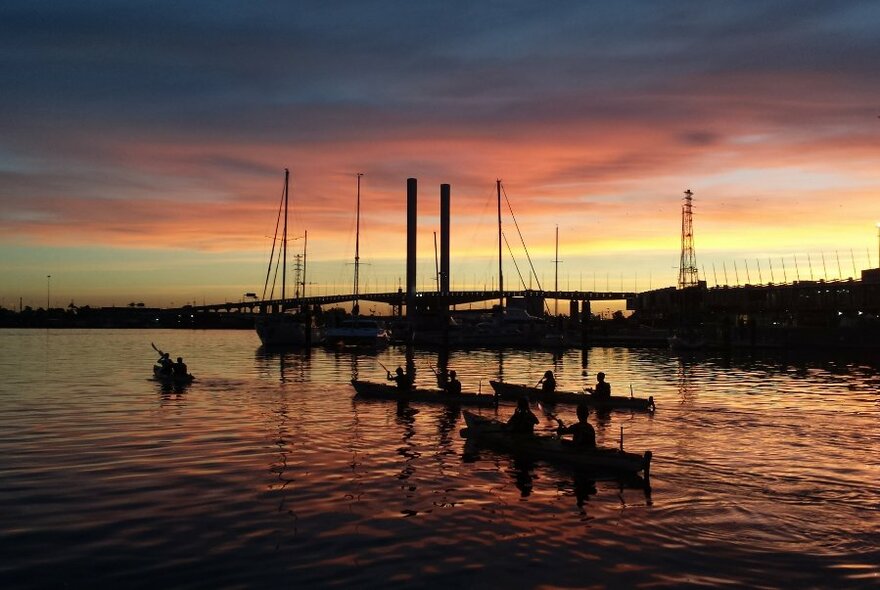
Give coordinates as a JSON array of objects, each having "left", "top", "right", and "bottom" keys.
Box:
[
  {"left": 489, "top": 380, "right": 655, "bottom": 411},
  {"left": 152, "top": 364, "right": 195, "bottom": 385},
  {"left": 461, "top": 410, "right": 652, "bottom": 476},
  {"left": 351, "top": 380, "right": 498, "bottom": 407}
]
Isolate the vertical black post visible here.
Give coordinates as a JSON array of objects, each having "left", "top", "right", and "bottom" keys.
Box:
[
  {"left": 406, "top": 178, "right": 417, "bottom": 318},
  {"left": 440, "top": 184, "right": 451, "bottom": 293},
  {"left": 440, "top": 183, "right": 451, "bottom": 346},
  {"left": 581, "top": 299, "right": 591, "bottom": 347}
]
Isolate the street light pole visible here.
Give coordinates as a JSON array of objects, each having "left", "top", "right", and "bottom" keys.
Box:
[{"left": 46, "top": 275, "right": 51, "bottom": 310}]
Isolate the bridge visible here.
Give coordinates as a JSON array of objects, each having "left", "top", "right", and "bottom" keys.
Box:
[{"left": 186, "top": 289, "right": 638, "bottom": 315}]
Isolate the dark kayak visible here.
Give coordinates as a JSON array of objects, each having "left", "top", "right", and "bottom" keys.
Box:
[
  {"left": 351, "top": 380, "right": 498, "bottom": 407},
  {"left": 489, "top": 380, "right": 655, "bottom": 411},
  {"left": 461, "top": 410, "right": 652, "bottom": 475},
  {"left": 152, "top": 364, "right": 195, "bottom": 385}
]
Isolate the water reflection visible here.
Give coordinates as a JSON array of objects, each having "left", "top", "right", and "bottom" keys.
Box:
[
  {"left": 345, "top": 398, "right": 365, "bottom": 508},
  {"left": 156, "top": 380, "right": 190, "bottom": 398},
  {"left": 4, "top": 330, "right": 880, "bottom": 589},
  {"left": 436, "top": 405, "right": 459, "bottom": 451},
  {"left": 254, "top": 346, "right": 312, "bottom": 382},
  {"left": 569, "top": 472, "right": 598, "bottom": 510},
  {"left": 510, "top": 455, "right": 536, "bottom": 497},
  {"left": 676, "top": 356, "right": 697, "bottom": 406},
  {"left": 434, "top": 347, "right": 449, "bottom": 388},
  {"left": 395, "top": 400, "right": 419, "bottom": 497},
  {"left": 269, "top": 395, "right": 297, "bottom": 545}
]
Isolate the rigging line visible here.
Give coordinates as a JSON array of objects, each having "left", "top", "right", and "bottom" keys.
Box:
[
  {"left": 262, "top": 176, "right": 287, "bottom": 300},
  {"left": 269, "top": 243, "right": 282, "bottom": 301},
  {"left": 502, "top": 232, "right": 528, "bottom": 289},
  {"left": 500, "top": 184, "right": 543, "bottom": 291}
]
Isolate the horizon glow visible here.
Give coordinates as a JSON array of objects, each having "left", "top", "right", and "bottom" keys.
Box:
[{"left": 1, "top": 2, "right": 879, "bottom": 309}]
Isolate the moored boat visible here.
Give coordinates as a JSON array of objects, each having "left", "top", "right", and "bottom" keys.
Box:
[
  {"left": 254, "top": 169, "right": 320, "bottom": 347},
  {"left": 461, "top": 410, "right": 652, "bottom": 475},
  {"left": 489, "top": 380, "right": 655, "bottom": 411},
  {"left": 668, "top": 332, "right": 706, "bottom": 350},
  {"left": 351, "top": 380, "right": 498, "bottom": 407},
  {"left": 325, "top": 318, "right": 390, "bottom": 347},
  {"left": 256, "top": 313, "right": 321, "bottom": 347}
]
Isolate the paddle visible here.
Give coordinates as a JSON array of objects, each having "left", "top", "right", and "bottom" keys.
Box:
[
  {"left": 151, "top": 342, "right": 167, "bottom": 363},
  {"left": 536, "top": 400, "right": 564, "bottom": 434}
]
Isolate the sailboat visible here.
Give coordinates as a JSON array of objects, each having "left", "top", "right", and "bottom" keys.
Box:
[
  {"left": 324, "top": 173, "right": 390, "bottom": 347},
  {"left": 459, "top": 180, "right": 546, "bottom": 347},
  {"left": 255, "top": 169, "right": 320, "bottom": 347}
]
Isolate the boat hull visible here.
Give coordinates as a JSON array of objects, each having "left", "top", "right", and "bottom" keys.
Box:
[
  {"left": 461, "top": 411, "right": 651, "bottom": 475},
  {"left": 152, "top": 365, "right": 195, "bottom": 385},
  {"left": 255, "top": 315, "right": 321, "bottom": 347},
  {"left": 489, "top": 381, "right": 655, "bottom": 411},
  {"left": 324, "top": 327, "right": 390, "bottom": 347},
  {"left": 351, "top": 380, "right": 498, "bottom": 407}
]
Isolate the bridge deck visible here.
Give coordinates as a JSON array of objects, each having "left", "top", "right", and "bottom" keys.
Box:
[{"left": 189, "top": 289, "right": 636, "bottom": 313}]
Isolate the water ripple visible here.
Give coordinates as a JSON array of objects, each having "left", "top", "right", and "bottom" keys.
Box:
[{"left": 0, "top": 330, "right": 878, "bottom": 588}]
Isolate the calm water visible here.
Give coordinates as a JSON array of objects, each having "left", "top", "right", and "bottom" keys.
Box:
[{"left": 1, "top": 329, "right": 878, "bottom": 589}]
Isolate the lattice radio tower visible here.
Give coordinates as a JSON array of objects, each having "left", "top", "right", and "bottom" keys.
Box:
[{"left": 678, "top": 189, "right": 700, "bottom": 289}]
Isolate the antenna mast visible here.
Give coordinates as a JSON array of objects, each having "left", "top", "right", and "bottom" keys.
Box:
[
  {"left": 678, "top": 189, "right": 699, "bottom": 289},
  {"left": 497, "top": 179, "right": 503, "bottom": 308},
  {"left": 353, "top": 173, "right": 363, "bottom": 315},
  {"left": 282, "top": 168, "right": 289, "bottom": 307},
  {"left": 554, "top": 225, "right": 560, "bottom": 315}
]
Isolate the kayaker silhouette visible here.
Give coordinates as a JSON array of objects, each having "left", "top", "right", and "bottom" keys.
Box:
[
  {"left": 506, "top": 397, "right": 539, "bottom": 434},
  {"left": 537, "top": 370, "right": 556, "bottom": 393}
]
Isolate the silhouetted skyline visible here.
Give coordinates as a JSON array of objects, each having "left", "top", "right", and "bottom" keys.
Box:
[{"left": 2, "top": 1, "right": 878, "bottom": 307}]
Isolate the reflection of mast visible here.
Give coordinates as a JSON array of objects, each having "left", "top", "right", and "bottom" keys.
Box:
[
  {"left": 678, "top": 189, "right": 699, "bottom": 289},
  {"left": 497, "top": 179, "right": 503, "bottom": 308}
]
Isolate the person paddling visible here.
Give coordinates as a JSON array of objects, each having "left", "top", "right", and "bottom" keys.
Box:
[
  {"left": 506, "top": 397, "right": 539, "bottom": 435},
  {"left": 586, "top": 372, "right": 611, "bottom": 400},
  {"left": 152, "top": 344, "right": 174, "bottom": 375},
  {"left": 537, "top": 370, "right": 557, "bottom": 394},
  {"left": 444, "top": 370, "right": 462, "bottom": 395},
  {"left": 158, "top": 352, "right": 173, "bottom": 375},
  {"left": 556, "top": 403, "right": 596, "bottom": 449},
  {"left": 173, "top": 357, "right": 188, "bottom": 377},
  {"left": 387, "top": 366, "right": 413, "bottom": 392}
]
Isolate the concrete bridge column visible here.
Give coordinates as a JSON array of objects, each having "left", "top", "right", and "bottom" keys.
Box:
[{"left": 581, "top": 299, "right": 592, "bottom": 345}]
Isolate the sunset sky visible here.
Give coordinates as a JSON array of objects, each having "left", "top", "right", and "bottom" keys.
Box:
[{"left": 2, "top": 1, "right": 879, "bottom": 309}]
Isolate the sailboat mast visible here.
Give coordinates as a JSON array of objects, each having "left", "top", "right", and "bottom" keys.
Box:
[
  {"left": 353, "top": 172, "right": 363, "bottom": 315},
  {"left": 282, "top": 168, "right": 289, "bottom": 308},
  {"left": 554, "top": 225, "right": 559, "bottom": 316},
  {"left": 497, "top": 179, "right": 503, "bottom": 309},
  {"left": 302, "top": 230, "right": 308, "bottom": 299}
]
